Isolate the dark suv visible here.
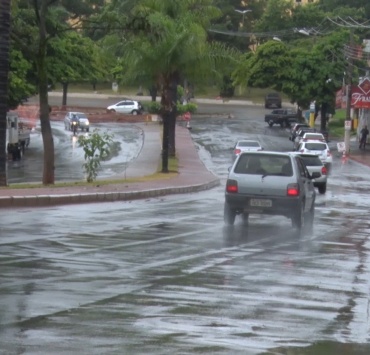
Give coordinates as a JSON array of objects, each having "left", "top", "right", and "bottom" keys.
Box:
[{"left": 265, "top": 93, "right": 282, "bottom": 108}]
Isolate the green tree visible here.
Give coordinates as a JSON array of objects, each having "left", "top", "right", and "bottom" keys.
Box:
[
  {"left": 116, "top": 0, "right": 240, "bottom": 172},
  {"left": 8, "top": 49, "right": 35, "bottom": 109},
  {"left": 10, "top": 0, "right": 107, "bottom": 184},
  {"left": 233, "top": 30, "right": 349, "bottom": 130},
  {"left": 47, "top": 31, "right": 107, "bottom": 106},
  {"left": 0, "top": 0, "right": 11, "bottom": 186}
]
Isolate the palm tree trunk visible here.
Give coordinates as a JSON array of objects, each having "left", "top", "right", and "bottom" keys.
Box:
[{"left": 0, "top": 0, "right": 11, "bottom": 186}]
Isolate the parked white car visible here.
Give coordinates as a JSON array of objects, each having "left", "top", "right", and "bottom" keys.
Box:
[
  {"left": 296, "top": 140, "right": 333, "bottom": 173},
  {"left": 294, "top": 131, "right": 325, "bottom": 151},
  {"left": 107, "top": 99, "right": 143, "bottom": 115}
]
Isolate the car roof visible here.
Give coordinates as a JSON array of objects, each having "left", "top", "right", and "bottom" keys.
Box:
[
  {"left": 69, "top": 111, "right": 85, "bottom": 114},
  {"left": 240, "top": 151, "right": 292, "bottom": 157}
]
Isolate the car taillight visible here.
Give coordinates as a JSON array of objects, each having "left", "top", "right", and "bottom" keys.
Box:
[
  {"left": 234, "top": 149, "right": 241, "bottom": 155},
  {"left": 287, "top": 183, "right": 299, "bottom": 196},
  {"left": 226, "top": 179, "right": 238, "bottom": 193},
  {"left": 321, "top": 166, "right": 327, "bottom": 175}
]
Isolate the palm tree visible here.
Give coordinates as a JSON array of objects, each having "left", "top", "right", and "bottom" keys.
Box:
[
  {"left": 120, "top": 0, "right": 240, "bottom": 172},
  {"left": 0, "top": 0, "right": 11, "bottom": 186}
]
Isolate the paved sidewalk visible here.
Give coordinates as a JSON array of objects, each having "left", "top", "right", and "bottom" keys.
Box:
[{"left": 0, "top": 124, "right": 220, "bottom": 208}]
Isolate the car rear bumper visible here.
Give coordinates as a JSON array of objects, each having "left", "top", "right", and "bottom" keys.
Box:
[{"left": 225, "top": 194, "right": 301, "bottom": 217}]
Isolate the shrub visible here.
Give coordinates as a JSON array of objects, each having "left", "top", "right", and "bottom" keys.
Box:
[
  {"left": 146, "top": 101, "right": 161, "bottom": 114},
  {"left": 78, "top": 130, "right": 114, "bottom": 182},
  {"left": 177, "top": 102, "right": 198, "bottom": 115}
]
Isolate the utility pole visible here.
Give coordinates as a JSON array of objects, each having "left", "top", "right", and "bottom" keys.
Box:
[{"left": 344, "top": 29, "right": 354, "bottom": 156}]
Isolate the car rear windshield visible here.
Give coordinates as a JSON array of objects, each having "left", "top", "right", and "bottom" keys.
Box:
[
  {"left": 234, "top": 154, "right": 292, "bottom": 176},
  {"left": 300, "top": 156, "right": 323, "bottom": 166},
  {"left": 238, "top": 141, "right": 260, "bottom": 147},
  {"left": 305, "top": 143, "right": 327, "bottom": 150}
]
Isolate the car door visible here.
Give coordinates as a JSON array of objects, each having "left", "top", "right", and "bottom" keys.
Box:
[
  {"left": 114, "top": 101, "right": 128, "bottom": 113},
  {"left": 295, "top": 157, "right": 315, "bottom": 212}
]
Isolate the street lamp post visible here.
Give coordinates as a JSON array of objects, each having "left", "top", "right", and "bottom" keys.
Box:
[{"left": 234, "top": 9, "right": 252, "bottom": 28}]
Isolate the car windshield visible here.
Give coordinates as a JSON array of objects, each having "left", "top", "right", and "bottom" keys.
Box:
[
  {"left": 234, "top": 154, "right": 292, "bottom": 176},
  {"left": 238, "top": 141, "right": 260, "bottom": 147},
  {"left": 305, "top": 143, "right": 327, "bottom": 150}
]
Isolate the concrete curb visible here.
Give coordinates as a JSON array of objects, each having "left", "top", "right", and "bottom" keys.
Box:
[{"left": 0, "top": 178, "right": 220, "bottom": 208}]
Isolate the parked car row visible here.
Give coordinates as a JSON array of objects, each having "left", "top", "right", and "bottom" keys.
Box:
[{"left": 290, "top": 123, "right": 332, "bottom": 173}]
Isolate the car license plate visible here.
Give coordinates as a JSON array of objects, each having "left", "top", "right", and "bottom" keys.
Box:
[{"left": 250, "top": 199, "right": 272, "bottom": 207}]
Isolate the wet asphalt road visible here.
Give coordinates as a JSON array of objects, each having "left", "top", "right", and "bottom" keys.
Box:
[{"left": 2, "top": 102, "right": 370, "bottom": 354}]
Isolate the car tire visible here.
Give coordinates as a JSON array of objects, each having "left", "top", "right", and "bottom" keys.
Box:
[
  {"left": 109, "top": 109, "right": 116, "bottom": 113},
  {"left": 318, "top": 184, "right": 326, "bottom": 194},
  {"left": 292, "top": 203, "right": 304, "bottom": 230},
  {"left": 268, "top": 120, "right": 274, "bottom": 127},
  {"left": 224, "top": 203, "right": 236, "bottom": 226},
  {"left": 280, "top": 120, "right": 287, "bottom": 128},
  {"left": 132, "top": 110, "right": 139, "bottom": 115}
]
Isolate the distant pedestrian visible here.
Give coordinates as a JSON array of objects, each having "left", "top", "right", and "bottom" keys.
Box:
[{"left": 359, "top": 125, "right": 369, "bottom": 149}]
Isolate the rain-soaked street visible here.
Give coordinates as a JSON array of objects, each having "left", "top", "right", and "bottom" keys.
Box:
[{"left": 2, "top": 103, "right": 370, "bottom": 354}]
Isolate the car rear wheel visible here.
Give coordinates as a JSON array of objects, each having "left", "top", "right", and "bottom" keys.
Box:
[
  {"left": 268, "top": 120, "right": 274, "bottom": 127},
  {"left": 318, "top": 184, "right": 326, "bottom": 194},
  {"left": 132, "top": 110, "right": 139, "bottom": 115},
  {"left": 224, "top": 203, "right": 236, "bottom": 226}
]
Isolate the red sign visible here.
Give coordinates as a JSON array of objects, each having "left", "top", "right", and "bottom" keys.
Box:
[{"left": 336, "top": 78, "right": 370, "bottom": 109}]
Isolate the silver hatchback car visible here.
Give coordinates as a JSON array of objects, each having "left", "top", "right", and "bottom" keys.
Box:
[{"left": 224, "top": 151, "right": 318, "bottom": 229}]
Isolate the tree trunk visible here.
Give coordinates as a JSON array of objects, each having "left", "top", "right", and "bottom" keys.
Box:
[
  {"left": 0, "top": 0, "right": 11, "bottom": 186},
  {"left": 168, "top": 76, "right": 178, "bottom": 157},
  {"left": 62, "top": 82, "right": 68, "bottom": 106},
  {"left": 161, "top": 111, "right": 169, "bottom": 173},
  {"left": 161, "top": 74, "right": 178, "bottom": 171},
  {"left": 149, "top": 85, "right": 157, "bottom": 102},
  {"left": 37, "top": 1, "right": 55, "bottom": 184}
]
